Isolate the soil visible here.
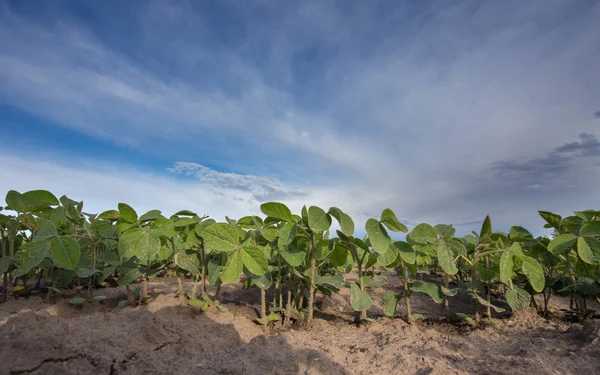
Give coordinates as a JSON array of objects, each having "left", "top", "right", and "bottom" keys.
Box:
[{"left": 1, "top": 274, "right": 599, "bottom": 375}]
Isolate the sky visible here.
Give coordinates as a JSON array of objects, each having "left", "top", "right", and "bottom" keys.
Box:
[{"left": 1, "top": 0, "right": 599, "bottom": 237}]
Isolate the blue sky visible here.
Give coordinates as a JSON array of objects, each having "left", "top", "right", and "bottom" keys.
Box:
[{"left": 1, "top": 0, "right": 599, "bottom": 236}]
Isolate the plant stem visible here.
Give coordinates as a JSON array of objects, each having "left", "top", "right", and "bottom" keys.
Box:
[
  {"left": 260, "top": 288, "right": 267, "bottom": 333},
  {"left": 87, "top": 243, "right": 96, "bottom": 298},
  {"left": 284, "top": 273, "right": 292, "bottom": 328},
  {"left": 471, "top": 245, "right": 481, "bottom": 322},
  {"left": 307, "top": 246, "right": 317, "bottom": 325},
  {"left": 400, "top": 261, "right": 412, "bottom": 324},
  {"left": 443, "top": 273, "right": 450, "bottom": 319}
]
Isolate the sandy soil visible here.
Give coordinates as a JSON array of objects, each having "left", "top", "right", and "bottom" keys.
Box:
[{"left": 1, "top": 275, "right": 599, "bottom": 375}]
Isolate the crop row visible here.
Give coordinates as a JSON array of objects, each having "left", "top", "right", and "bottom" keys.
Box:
[{"left": 1, "top": 189, "right": 599, "bottom": 327}]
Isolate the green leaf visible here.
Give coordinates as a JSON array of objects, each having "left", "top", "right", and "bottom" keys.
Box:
[
  {"left": 473, "top": 293, "right": 505, "bottom": 313},
  {"left": 436, "top": 240, "right": 458, "bottom": 275},
  {"left": 5, "top": 190, "right": 28, "bottom": 212},
  {"left": 548, "top": 234, "right": 576, "bottom": 255},
  {"left": 308, "top": 206, "right": 332, "bottom": 232},
  {"left": 150, "top": 217, "right": 178, "bottom": 238},
  {"left": 117, "top": 266, "right": 142, "bottom": 285},
  {"left": 200, "top": 223, "right": 240, "bottom": 253},
  {"left": 377, "top": 245, "right": 399, "bottom": 267},
  {"left": 240, "top": 245, "right": 268, "bottom": 275},
  {"left": 220, "top": 252, "right": 243, "bottom": 283},
  {"left": 13, "top": 241, "right": 49, "bottom": 277},
  {"left": 189, "top": 299, "right": 209, "bottom": 310},
  {"left": 382, "top": 291, "right": 399, "bottom": 317},
  {"left": 176, "top": 250, "right": 200, "bottom": 275},
  {"left": 538, "top": 211, "right": 562, "bottom": 231},
  {"left": 329, "top": 244, "right": 348, "bottom": 267},
  {"left": 521, "top": 256, "right": 545, "bottom": 293},
  {"left": 174, "top": 217, "right": 197, "bottom": 227},
  {"left": 506, "top": 285, "right": 530, "bottom": 312},
  {"left": 380, "top": 209, "right": 408, "bottom": 232},
  {"left": 175, "top": 210, "right": 197, "bottom": 216},
  {"left": 22, "top": 190, "right": 59, "bottom": 208},
  {"left": 412, "top": 280, "right": 443, "bottom": 304},
  {"left": 69, "top": 298, "right": 86, "bottom": 305},
  {"left": 50, "top": 237, "right": 81, "bottom": 270},
  {"left": 328, "top": 207, "right": 354, "bottom": 236},
  {"left": 409, "top": 223, "right": 437, "bottom": 244},
  {"left": 118, "top": 228, "right": 161, "bottom": 263},
  {"left": 33, "top": 218, "right": 57, "bottom": 242},
  {"left": 580, "top": 221, "right": 600, "bottom": 237},
  {"left": 394, "top": 241, "right": 416, "bottom": 264},
  {"left": 98, "top": 210, "right": 120, "bottom": 221},
  {"left": 90, "top": 220, "right": 115, "bottom": 238},
  {"left": 509, "top": 226, "right": 533, "bottom": 241},
  {"left": 350, "top": 283, "right": 373, "bottom": 311},
  {"left": 139, "top": 210, "right": 162, "bottom": 222},
  {"left": 499, "top": 246, "right": 515, "bottom": 285},
  {"left": 260, "top": 202, "right": 294, "bottom": 222},
  {"left": 278, "top": 222, "right": 297, "bottom": 247},
  {"left": 280, "top": 242, "right": 307, "bottom": 267},
  {"left": 365, "top": 218, "right": 390, "bottom": 254},
  {"left": 250, "top": 272, "right": 273, "bottom": 289},
  {"left": 118, "top": 203, "right": 138, "bottom": 223},
  {"left": 260, "top": 227, "right": 278, "bottom": 242},
  {"left": 434, "top": 224, "right": 455, "bottom": 239},
  {"left": 479, "top": 216, "right": 492, "bottom": 239},
  {"left": 577, "top": 236, "right": 600, "bottom": 265},
  {"left": 315, "top": 274, "right": 345, "bottom": 290},
  {"left": 76, "top": 268, "right": 101, "bottom": 278}
]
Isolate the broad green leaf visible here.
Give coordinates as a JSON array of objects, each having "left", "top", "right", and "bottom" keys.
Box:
[
  {"left": 90, "top": 220, "right": 115, "bottom": 238},
  {"left": 278, "top": 222, "right": 297, "bottom": 247},
  {"left": 499, "top": 246, "right": 515, "bottom": 285},
  {"left": 18, "top": 214, "right": 38, "bottom": 230},
  {"left": 280, "top": 243, "right": 307, "bottom": 267},
  {"left": 76, "top": 268, "right": 101, "bottom": 278},
  {"left": 350, "top": 283, "right": 373, "bottom": 311},
  {"left": 538, "top": 211, "right": 562, "bottom": 231},
  {"left": 117, "top": 266, "right": 142, "bottom": 285},
  {"left": 260, "top": 202, "right": 294, "bottom": 222},
  {"left": 250, "top": 272, "right": 273, "bottom": 289},
  {"left": 509, "top": 226, "right": 533, "bottom": 241},
  {"left": 118, "top": 203, "right": 138, "bottom": 223},
  {"left": 577, "top": 236, "right": 600, "bottom": 265},
  {"left": 580, "top": 221, "right": 600, "bottom": 237},
  {"left": 139, "top": 210, "right": 162, "bottom": 222},
  {"left": 151, "top": 217, "right": 178, "bottom": 238},
  {"left": 33, "top": 218, "right": 57, "bottom": 241},
  {"left": 22, "top": 190, "right": 59, "bottom": 208},
  {"left": 98, "top": 210, "right": 120, "bottom": 221},
  {"left": 329, "top": 244, "right": 348, "bottom": 267},
  {"left": 220, "top": 252, "right": 243, "bottom": 283},
  {"left": 316, "top": 274, "right": 345, "bottom": 290},
  {"left": 200, "top": 223, "right": 240, "bottom": 253},
  {"left": 548, "top": 233, "right": 576, "bottom": 255},
  {"left": 521, "top": 255, "right": 544, "bottom": 292},
  {"left": 436, "top": 240, "right": 458, "bottom": 275},
  {"left": 50, "top": 237, "right": 81, "bottom": 270},
  {"left": 473, "top": 293, "right": 505, "bottom": 313},
  {"left": 380, "top": 209, "right": 408, "bottom": 232},
  {"left": 412, "top": 280, "right": 443, "bottom": 303},
  {"left": 260, "top": 227, "right": 278, "bottom": 242},
  {"left": 506, "top": 285, "right": 530, "bottom": 311},
  {"left": 377, "top": 245, "right": 398, "bottom": 267},
  {"left": 328, "top": 207, "right": 354, "bottom": 236},
  {"left": 118, "top": 228, "right": 161, "bottom": 263},
  {"left": 13, "top": 240, "right": 49, "bottom": 277},
  {"left": 409, "top": 223, "right": 437, "bottom": 244},
  {"left": 176, "top": 250, "right": 200, "bottom": 275},
  {"left": 434, "top": 224, "right": 455, "bottom": 239},
  {"left": 479, "top": 216, "right": 492, "bottom": 239},
  {"left": 175, "top": 210, "right": 197, "bottom": 216},
  {"left": 394, "top": 241, "right": 416, "bottom": 264},
  {"left": 174, "top": 217, "right": 197, "bottom": 227},
  {"left": 365, "top": 218, "right": 390, "bottom": 253},
  {"left": 308, "top": 206, "right": 331, "bottom": 232},
  {"left": 5, "top": 190, "right": 28, "bottom": 212},
  {"left": 240, "top": 245, "right": 268, "bottom": 275},
  {"left": 382, "top": 291, "right": 399, "bottom": 317}
]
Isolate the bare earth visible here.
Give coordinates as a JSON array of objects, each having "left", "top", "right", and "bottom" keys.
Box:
[{"left": 1, "top": 275, "right": 599, "bottom": 375}]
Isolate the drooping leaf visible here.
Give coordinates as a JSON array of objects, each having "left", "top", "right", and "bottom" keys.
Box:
[
  {"left": 577, "top": 236, "right": 600, "bottom": 265},
  {"left": 365, "top": 218, "right": 390, "bottom": 254},
  {"left": 412, "top": 280, "right": 444, "bottom": 304},
  {"left": 538, "top": 211, "right": 562, "bottom": 231},
  {"left": 308, "top": 206, "right": 332, "bottom": 232},
  {"left": 394, "top": 241, "right": 416, "bottom": 264},
  {"left": 436, "top": 240, "right": 458, "bottom": 275},
  {"left": 548, "top": 233, "right": 576, "bottom": 255},
  {"left": 520, "top": 255, "right": 545, "bottom": 293},
  {"left": 316, "top": 274, "right": 345, "bottom": 290},
  {"left": 0, "top": 256, "right": 10, "bottom": 275},
  {"left": 499, "top": 246, "right": 515, "bottom": 285},
  {"left": 329, "top": 244, "right": 348, "bottom": 267},
  {"left": 350, "top": 282, "right": 373, "bottom": 311},
  {"left": 240, "top": 245, "right": 268, "bottom": 275},
  {"left": 328, "top": 207, "right": 354, "bottom": 236},
  {"left": 409, "top": 223, "right": 437, "bottom": 244},
  {"left": 260, "top": 202, "right": 294, "bottom": 222},
  {"left": 50, "top": 237, "right": 81, "bottom": 270},
  {"left": 220, "top": 252, "right": 243, "bottom": 283},
  {"left": 473, "top": 293, "right": 505, "bottom": 313},
  {"left": 118, "top": 203, "right": 138, "bottom": 223},
  {"left": 380, "top": 208, "right": 408, "bottom": 232},
  {"left": 382, "top": 291, "right": 399, "bottom": 317},
  {"left": 506, "top": 285, "right": 530, "bottom": 311}
]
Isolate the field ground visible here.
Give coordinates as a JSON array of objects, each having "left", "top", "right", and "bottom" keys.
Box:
[{"left": 1, "top": 274, "right": 599, "bottom": 375}]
